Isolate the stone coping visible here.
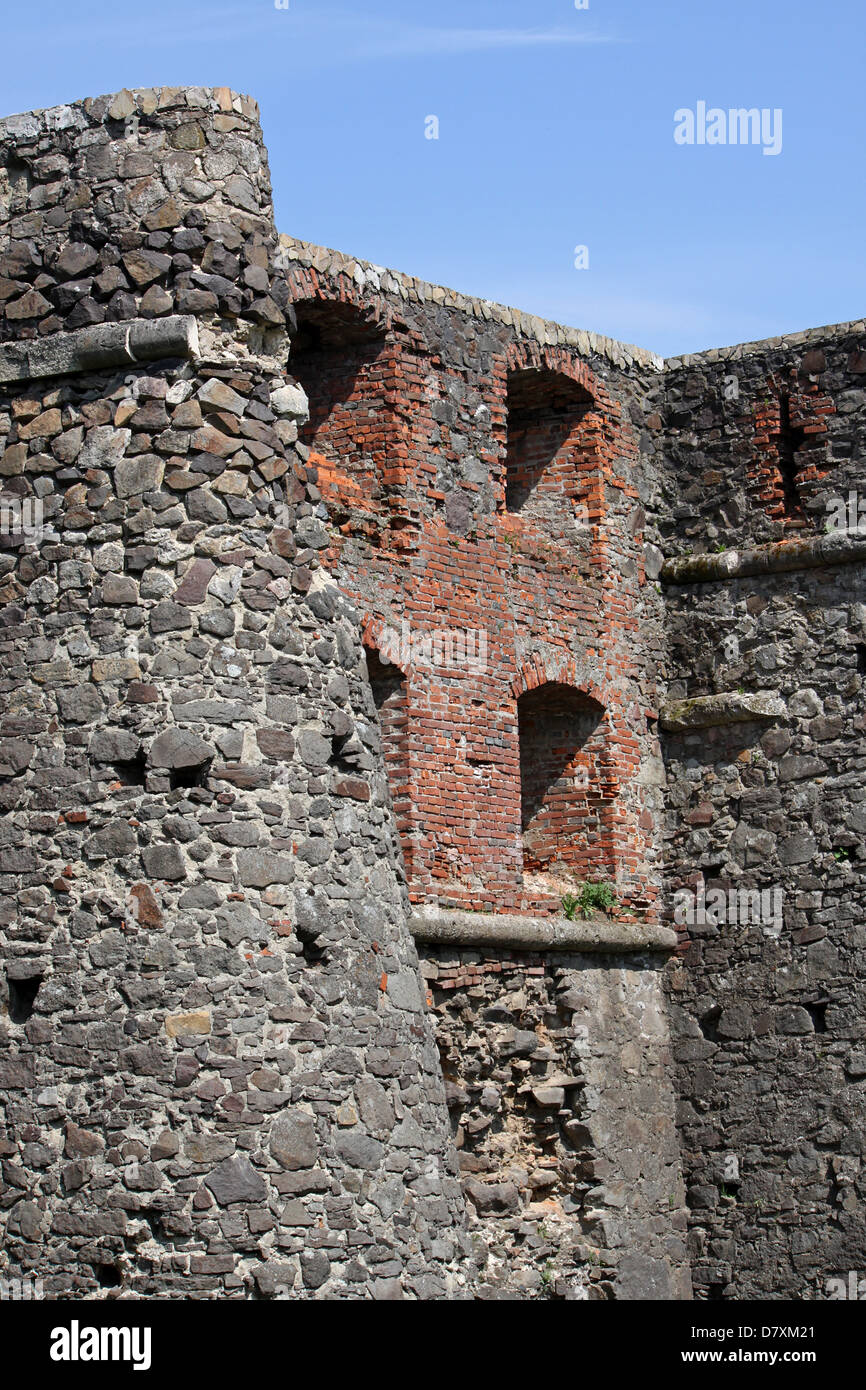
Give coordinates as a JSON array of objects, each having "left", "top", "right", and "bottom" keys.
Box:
[
  {"left": 0, "top": 87, "right": 258, "bottom": 140},
  {"left": 0, "top": 316, "right": 200, "bottom": 385},
  {"left": 661, "top": 529, "right": 866, "bottom": 585},
  {"left": 277, "top": 235, "right": 665, "bottom": 372},
  {"left": 278, "top": 237, "right": 864, "bottom": 373},
  {"left": 409, "top": 908, "right": 677, "bottom": 954},
  {"left": 667, "top": 317, "right": 866, "bottom": 369}
]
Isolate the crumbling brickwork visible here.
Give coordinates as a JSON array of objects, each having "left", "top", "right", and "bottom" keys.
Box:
[{"left": 280, "top": 250, "right": 667, "bottom": 920}]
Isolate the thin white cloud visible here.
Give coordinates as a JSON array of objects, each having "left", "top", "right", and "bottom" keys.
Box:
[
  {"left": 349, "top": 27, "right": 618, "bottom": 61},
  {"left": 2, "top": 8, "right": 619, "bottom": 62}
]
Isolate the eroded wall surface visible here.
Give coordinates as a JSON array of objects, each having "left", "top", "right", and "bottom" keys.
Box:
[
  {"left": 421, "top": 945, "right": 691, "bottom": 1300},
  {"left": 659, "top": 330, "right": 866, "bottom": 1298}
]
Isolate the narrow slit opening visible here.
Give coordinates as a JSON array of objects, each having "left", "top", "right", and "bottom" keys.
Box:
[{"left": 7, "top": 973, "right": 43, "bottom": 1024}]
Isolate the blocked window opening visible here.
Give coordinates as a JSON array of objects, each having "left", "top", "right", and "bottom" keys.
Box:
[
  {"left": 773, "top": 392, "right": 806, "bottom": 516},
  {"left": 365, "top": 646, "right": 412, "bottom": 872},
  {"left": 517, "top": 683, "right": 612, "bottom": 880},
  {"left": 290, "top": 301, "right": 396, "bottom": 533},
  {"left": 505, "top": 369, "right": 594, "bottom": 520},
  {"left": 7, "top": 971, "right": 43, "bottom": 1023}
]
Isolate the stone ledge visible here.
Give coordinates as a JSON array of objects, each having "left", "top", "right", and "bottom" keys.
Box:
[
  {"left": 661, "top": 529, "right": 866, "bottom": 585},
  {"left": 660, "top": 690, "right": 786, "bottom": 733},
  {"left": 0, "top": 316, "right": 199, "bottom": 385},
  {"left": 410, "top": 909, "right": 677, "bottom": 953}
]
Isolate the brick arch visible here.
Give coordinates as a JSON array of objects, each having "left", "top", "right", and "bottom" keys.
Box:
[
  {"left": 510, "top": 658, "right": 611, "bottom": 715},
  {"left": 285, "top": 265, "right": 394, "bottom": 332},
  {"left": 491, "top": 343, "right": 610, "bottom": 524},
  {"left": 504, "top": 340, "right": 602, "bottom": 403},
  {"left": 284, "top": 262, "right": 429, "bottom": 354}
]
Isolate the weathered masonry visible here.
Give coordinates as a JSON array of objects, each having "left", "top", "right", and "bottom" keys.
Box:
[{"left": 0, "top": 87, "right": 863, "bottom": 1302}]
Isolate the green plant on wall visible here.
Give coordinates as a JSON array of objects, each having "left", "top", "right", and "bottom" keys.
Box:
[{"left": 562, "top": 882, "right": 617, "bottom": 920}]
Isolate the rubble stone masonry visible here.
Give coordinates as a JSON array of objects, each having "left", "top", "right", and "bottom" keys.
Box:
[{"left": 0, "top": 86, "right": 863, "bottom": 1300}]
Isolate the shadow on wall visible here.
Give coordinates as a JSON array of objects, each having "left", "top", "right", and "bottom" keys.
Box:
[
  {"left": 505, "top": 368, "right": 594, "bottom": 522},
  {"left": 365, "top": 646, "right": 413, "bottom": 876},
  {"left": 290, "top": 299, "right": 394, "bottom": 537},
  {"left": 518, "top": 683, "right": 613, "bottom": 882}
]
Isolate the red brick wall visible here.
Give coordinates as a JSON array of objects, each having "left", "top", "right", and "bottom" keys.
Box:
[
  {"left": 285, "top": 267, "right": 661, "bottom": 920},
  {"left": 749, "top": 370, "right": 836, "bottom": 525}
]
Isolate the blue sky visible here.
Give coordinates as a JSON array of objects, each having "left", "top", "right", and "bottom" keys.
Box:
[{"left": 2, "top": 0, "right": 863, "bottom": 356}]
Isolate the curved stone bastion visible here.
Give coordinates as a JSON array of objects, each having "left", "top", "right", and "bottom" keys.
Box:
[{"left": 0, "top": 88, "right": 470, "bottom": 1300}]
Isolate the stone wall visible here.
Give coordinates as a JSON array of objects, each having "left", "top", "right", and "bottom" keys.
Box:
[
  {"left": 0, "top": 88, "right": 469, "bottom": 1301},
  {"left": 658, "top": 329, "right": 866, "bottom": 1298},
  {"left": 419, "top": 944, "right": 691, "bottom": 1301},
  {"left": 273, "top": 240, "right": 691, "bottom": 1299},
  {"left": 1, "top": 82, "right": 864, "bottom": 1304}
]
